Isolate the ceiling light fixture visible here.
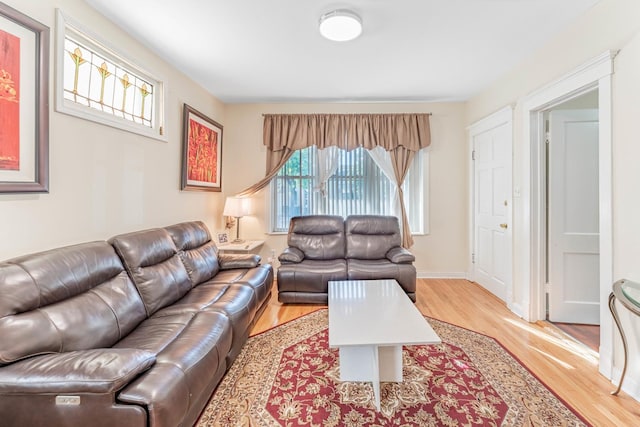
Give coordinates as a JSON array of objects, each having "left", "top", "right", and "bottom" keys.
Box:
[{"left": 319, "top": 9, "right": 362, "bottom": 42}]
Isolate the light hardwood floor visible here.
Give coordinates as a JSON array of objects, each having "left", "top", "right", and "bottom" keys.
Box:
[{"left": 251, "top": 278, "right": 640, "bottom": 426}]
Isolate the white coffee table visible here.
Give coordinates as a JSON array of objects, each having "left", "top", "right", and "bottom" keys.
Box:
[{"left": 328, "top": 279, "right": 441, "bottom": 410}]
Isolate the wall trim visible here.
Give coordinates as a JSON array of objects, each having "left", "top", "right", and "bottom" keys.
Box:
[
  {"left": 519, "top": 50, "right": 616, "bottom": 384},
  {"left": 418, "top": 271, "right": 468, "bottom": 279},
  {"left": 610, "top": 365, "right": 640, "bottom": 402}
]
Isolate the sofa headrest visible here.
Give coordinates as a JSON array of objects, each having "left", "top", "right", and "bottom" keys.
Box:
[
  {"left": 109, "top": 227, "right": 192, "bottom": 316},
  {"left": 346, "top": 215, "right": 401, "bottom": 237},
  {"left": 289, "top": 215, "right": 344, "bottom": 235},
  {"left": 345, "top": 215, "right": 402, "bottom": 259},
  {"left": 165, "top": 221, "right": 211, "bottom": 251},
  {"left": 165, "top": 221, "right": 220, "bottom": 286},
  {"left": 288, "top": 215, "right": 345, "bottom": 260},
  {"left": 0, "top": 242, "right": 147, "bottom": 364},
  {"left": 0, "top": 242, "right": 124, "bottom": 317},
  {"left": 109, "top": 228, "right": 177, "bottom": 268}
]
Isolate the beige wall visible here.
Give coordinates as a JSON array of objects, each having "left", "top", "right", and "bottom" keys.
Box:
[
  {"left": 0, "top": 0, "right": 227, "bottom": 260},
  {"left": 223, "top": 103, "right": 468, "bottom": 276},
  {"left": 7, "top": 0, "right": 638, "bottom": 396},
  {"left": 466, "top": 0, "right": 640, "bottom": 397},
  {"left": 467, "top": 0, "right": 640, "bottom": 124},
  {"left": 611, "top": 28, "right": 640, "bottom": 397}
]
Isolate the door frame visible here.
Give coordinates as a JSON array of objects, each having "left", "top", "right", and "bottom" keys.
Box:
[
  {"left": 519, "top": 51, "right": 615, "bottom": 379},
  {"left": 468, "top": 106, "right": 514, "bottom": 309}
]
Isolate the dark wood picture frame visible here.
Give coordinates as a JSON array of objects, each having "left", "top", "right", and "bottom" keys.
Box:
[
  {"left": 0, "top": 3, "right": 49, "bottom": 193},
  {"left": 181, "top": 104, "right": 223, "bottom": 192}
]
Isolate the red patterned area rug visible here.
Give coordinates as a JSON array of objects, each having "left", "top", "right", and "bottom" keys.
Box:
[{"left": 197, "top": 310, "right": 590, "bottom": 426}]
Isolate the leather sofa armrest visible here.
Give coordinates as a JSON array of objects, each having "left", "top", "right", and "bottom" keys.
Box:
[
  {"left": 386, "top": 247, "right": 415, "bottom": 264},
  {"left": 219, "top": 254, "right": 261, "bottom": 269},
  {"left": 278, "top": 247, "right": 305, "bottom": 263},
  {"left": 0, "top": 349, "right": 155, "bottom": 394}
]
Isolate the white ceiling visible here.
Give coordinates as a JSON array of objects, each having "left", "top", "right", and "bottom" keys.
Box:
[{"left": 85, "top": 0, "right": 600, "bottom": 103}]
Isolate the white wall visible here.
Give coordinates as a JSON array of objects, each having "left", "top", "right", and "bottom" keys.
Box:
[
  {"left": 223, "top": 102, "right": 468, "bottom": 276},
  {"left": 611, "top": 28, "right": 640, "bottom": 398},
  {"left": 466, "top": 0, "right": 640, "bottom": 397},
  {"left": 0, "top": 0, "right": 226, "bottom": 260}
]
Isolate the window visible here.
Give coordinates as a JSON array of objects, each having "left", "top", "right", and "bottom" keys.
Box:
[
  {"left": 55, "top": 10, "right": 166, "bottom": 141},
  {"left": 271, "top": 146, "right": 426, "bottom": 233}
]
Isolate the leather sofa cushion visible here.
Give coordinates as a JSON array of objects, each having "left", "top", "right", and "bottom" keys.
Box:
[
  {"left": 0, "top": 243, "right": 147, "bottom": 364},
  {"left": 205, "top": 265, "right": 273, "bottom": 305},
  {"left": 345, "top": 215, "right": 402, "bottom": 259},
  {"left": 0, "top": 242, "right": 126, "bottom": 316},
  {"left": 347, "top": 259, "right": 417, "bottom": 294},
  {"left": 118, "top": 282, "right": 256, "bottom": 365},
  {"left": 288, "top": 215, "right": 345, "bottom": 260},
  {"left": 110, "top": 228, "right": 192, "bottom": 316},
  {"left": 232, "top": 264, "right": 273, "bottom": 304},
  {"left": 0, "top": 349, "right": 155, "bottom": 394},
  {"left": 166, "top": 221, "right": 221, "bottom": 285},
  {"left": 182, "top": 284, "right": 257, "bottom": 362},
  {"left": 277, "top": 259, "right": 347, "bottom": 294},
  {"left": 117, "top": 311, "right": 232, "bottom": 427}
]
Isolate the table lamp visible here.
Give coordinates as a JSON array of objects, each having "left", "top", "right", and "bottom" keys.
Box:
[{"left": 223, "top": 197, "right": 251, "bottom": 243}]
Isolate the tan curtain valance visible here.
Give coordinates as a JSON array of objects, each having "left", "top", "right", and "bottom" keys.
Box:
[
  {"left": 236, "top": 113, "right": 431, "bottom": 198},
  {"left": 235, "top": 113, "right": 431, "bottom": 247},
  {"left": 263, "top": 113, "right": 431, "bottom": 152}
]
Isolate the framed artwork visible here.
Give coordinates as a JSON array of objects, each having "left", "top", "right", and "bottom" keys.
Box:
[
  {"left": 215, "top": 231, "right": 229, "bottom": 245},
  {"left": 0, "top": 3, "right": 49, "bottom": 193},
  {"left": 181, "top": 104, "right": 223, "bottom": 191}
]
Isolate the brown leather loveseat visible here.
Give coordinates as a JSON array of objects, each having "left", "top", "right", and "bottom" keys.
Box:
[
  {"left": 0, "top": 221, "right": 272, "bottom": 427},
  {"left": 277, "top": 215, "right": 416, "bottom": 303}
]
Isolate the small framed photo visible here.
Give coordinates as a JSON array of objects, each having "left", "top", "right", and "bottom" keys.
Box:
[
  {"left": 215, "top": 231, "right": 229, "bottom": 245},
  {"left": 181, "top": 104, "right": 223, "bottom": 192}
]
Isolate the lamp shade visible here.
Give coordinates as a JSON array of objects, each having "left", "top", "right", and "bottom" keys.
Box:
[
  {"left": 223, "top": 197, "right": 251, "bottom": 218},
  {"left": 319, "top": 10, "right": 362, "bottom": 42}
]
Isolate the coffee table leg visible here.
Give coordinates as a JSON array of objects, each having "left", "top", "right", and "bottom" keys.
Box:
[
  {"left": 338, "top": 345, "right": 404, "bottom": 410},
  {"left": 379, "top": 346, "right": 403, "bottom": 382},
  {"left": 338, "top": 345, "right": 382, "bottom": 410}
]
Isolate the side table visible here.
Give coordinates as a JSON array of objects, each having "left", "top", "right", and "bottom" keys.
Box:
[
  {"left": 218, "top": 240, "right": 264, "bottom": 254},
  {"left": 608, "top": 278, "right": 640, "bottom": 395}
]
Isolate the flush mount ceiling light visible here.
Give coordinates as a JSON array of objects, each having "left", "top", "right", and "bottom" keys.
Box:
[{"left": 319, "top": 9, "right": 362, "bottom": 42}]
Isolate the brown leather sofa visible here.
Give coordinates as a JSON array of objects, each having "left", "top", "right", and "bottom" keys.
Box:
[
  {"left": 0, "top": 221, "right": 272, "bottom": 427},
  {"left": 277, "top": 215, "right": 416, "bottom": 303}
]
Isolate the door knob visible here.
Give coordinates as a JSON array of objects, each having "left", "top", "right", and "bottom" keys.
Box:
[{"left": 499, "top": 223, "right": 508, "bottom": 229}]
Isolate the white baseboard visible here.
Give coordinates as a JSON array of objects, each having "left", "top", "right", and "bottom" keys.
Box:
[
  {"left": 609, "top": 365, "right": 640, "bottom": 402},
  {"left": 417, "top": 271, "right": 468, "bottom": 279},
  {"left": 508, "top": 301, "right": 525, "bottom": 319},
  {"left": 599, "top": 350, "right": 613, "bottom": 380}
]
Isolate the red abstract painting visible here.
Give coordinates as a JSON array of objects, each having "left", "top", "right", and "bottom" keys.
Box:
[
  {"left": 187, "top": 118, "right": 218, "bottom": 184},
  {"left": 0, "top": 28, "right": 20, "bottom": 171}
]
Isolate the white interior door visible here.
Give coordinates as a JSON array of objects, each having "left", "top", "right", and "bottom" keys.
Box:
[
  {"left": 548, "top": 109, "right": 599, "bottom": 324},
  {"left": 473, "top": 122, "right": 512, "bottom": 302}
]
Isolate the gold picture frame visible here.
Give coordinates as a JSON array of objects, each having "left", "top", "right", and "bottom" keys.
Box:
[{"left": 181, "top": 104, "right": 223, "bottom": 192}]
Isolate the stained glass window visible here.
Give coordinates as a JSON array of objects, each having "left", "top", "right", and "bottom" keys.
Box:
[{"left": 56, "top": 11, "right": 165, "bottom": 140}]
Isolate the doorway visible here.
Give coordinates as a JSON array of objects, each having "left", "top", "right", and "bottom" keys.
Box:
[
  {"left": 544, "top": 91, "right": 600, "bottom": 349},
  {"left": 520, "top": 51, "right": 615, "bottom": 380}
]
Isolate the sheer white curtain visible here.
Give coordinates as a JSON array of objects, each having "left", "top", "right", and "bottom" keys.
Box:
[
  {"left": 315, "top": 146, "right": 340, "bottom": 213},
  {"left": 367, "top": 146, "right": 401, "bottom": 219}
]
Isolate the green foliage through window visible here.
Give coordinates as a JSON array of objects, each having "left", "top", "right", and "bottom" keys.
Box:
[{"left": 271, "top": 146, "right": 424, "bottom": 232}]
